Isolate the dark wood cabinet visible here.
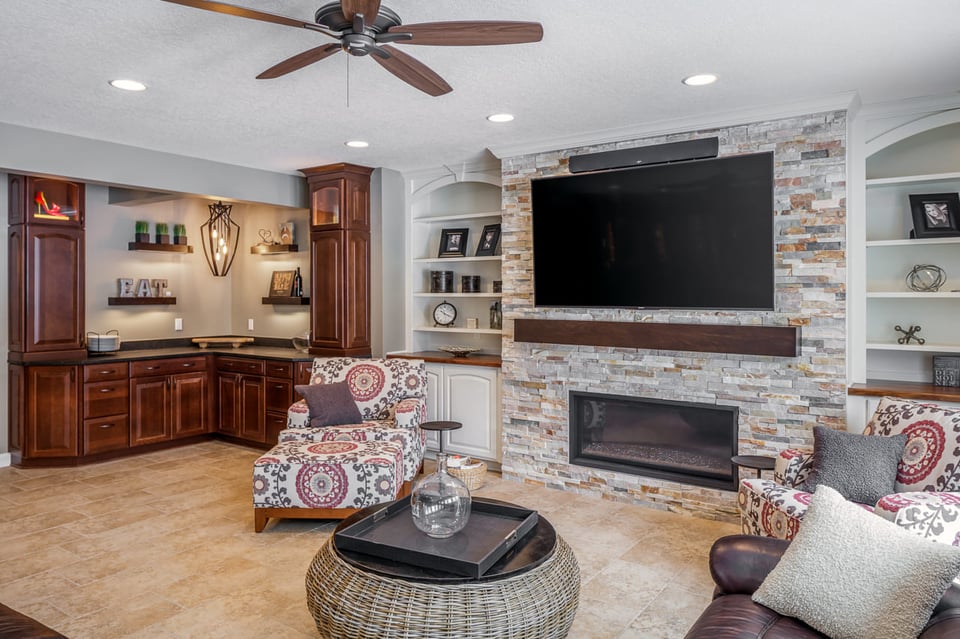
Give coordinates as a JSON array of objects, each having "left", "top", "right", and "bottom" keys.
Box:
[
  {"left": 8, "top": 174, "right": 86, "bottom": 362},
  {"left": 130, "top": 357, "right": 208, "bottom": 447},
  {"left": 11, "top": 364, "right": 80, "bottom": 459},
  {"left": 300, "top": 163, "right": 372, "bottom": 357},
  {"left": 216, "top": 356, "right": 266, "bottom": 444},
  {"left": 82, "top": 361, "right": 130, "bottom": 455}
]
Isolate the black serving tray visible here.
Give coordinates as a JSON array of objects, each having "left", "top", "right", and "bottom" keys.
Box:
[{"left": 334, "top": 497, "right": 538, "bottom": 578}]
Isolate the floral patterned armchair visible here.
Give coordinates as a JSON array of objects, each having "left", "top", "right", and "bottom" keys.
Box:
[
  {"left": 279, "top": 357, "right": 428, "bottom": 482},
  {"left": 739, "top": 397, "right": 960, "bottom": 539}
]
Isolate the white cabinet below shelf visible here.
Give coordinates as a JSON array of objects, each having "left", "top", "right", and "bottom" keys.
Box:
[{"left": 423, "top": 363, "right": 500, "bottom": 462}]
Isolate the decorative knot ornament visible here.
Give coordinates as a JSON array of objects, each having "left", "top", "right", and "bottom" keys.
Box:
[{"left": 895, "top": 324, "right": 925, "bottom": 345}]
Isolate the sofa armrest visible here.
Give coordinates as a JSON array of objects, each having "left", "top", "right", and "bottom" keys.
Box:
[
  {"left": 393, "top": 397, "right": 426, "bottom": 429},
  {"left": 775, "top": 448, "right": 813, "bottom": 487},
  {"left": 286, "top": 399, "right": 310, "bottom": 429},
  {"left": 709, "top": 535, "right": 789, "bottom": 596},
  {"left": 922, "top": 608, "right": 960, "bottom": 639}
]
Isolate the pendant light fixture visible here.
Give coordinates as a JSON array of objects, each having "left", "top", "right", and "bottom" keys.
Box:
[{"left": 201, "top": 200, "right": 239, "bottom": 276}]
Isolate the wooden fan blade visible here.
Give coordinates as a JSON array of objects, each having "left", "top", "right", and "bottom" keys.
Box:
[
  {"left": 257, "top": 43, "right": 342, "bottom": 79},
  {"left": 161, "top": 0, "right": 310, "bottom": 30},
  {"left": 371, "top": 45, "right": 452, "bottom": 96},
  {"left": 389, "top": 21, "right": 543, "bottom": 46},
  {"left": 341, "top": 0, "right": 382, "bottom": 21}
]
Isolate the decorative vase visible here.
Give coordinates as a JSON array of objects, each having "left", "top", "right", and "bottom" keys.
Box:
[
  {"left": 156, "top": 234, "right": 170, "bottom": 245},
  {"left": 135, "top": 233, "right": 150, "bottom": 244},
  {"left": 411, "top": 452, "right": 471, "bottom": 538},
  {"left": 174, "top": 236, "right": 188, "bottom": 245}
]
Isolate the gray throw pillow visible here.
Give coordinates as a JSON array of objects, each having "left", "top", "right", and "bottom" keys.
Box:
[
  {"left": 295, "top": 381, "right": 364, "bottom": 427},
  {"left": 753, "top": 485, "right": 960, "bottom": 639},
  {"left": 802, "top": 425, "right": 907, "bottom": 504}
]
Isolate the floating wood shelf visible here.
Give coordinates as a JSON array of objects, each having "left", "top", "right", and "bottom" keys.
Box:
[
  {"left": 108, "top": 297, "right": 177, "bottom": 305},
  {"left": 514, "top": 319, "right": 800, "bottom": 357},
  {"left": 128, "top": 242, "right": 193, "bottom": 253},
  {"left": 262, "top": 296, "right": 310, "bottom": 305},
  {"left": 251, "top": 244, "right": 299, "bottom": 254}
]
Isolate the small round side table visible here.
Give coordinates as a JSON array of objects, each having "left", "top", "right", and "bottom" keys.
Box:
[
  {"left": 732, "top": 455, "right": 776, "bottom": 479},
  {"left": 420, "top": 420, "right": 462, "bottom": 455}
]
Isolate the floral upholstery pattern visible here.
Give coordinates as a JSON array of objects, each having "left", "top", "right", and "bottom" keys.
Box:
[
  {"left": 253, "top": 439, "right": 404, "bottom": 510},
  {"left": 739, "top": 397, "right": 960, "bottom": 540},
  {"left": 278, "top": 423, "right": 425, "bottom": 482},
  {"left": 308, "top": 357, "right": 428, "bottom": 421},
  {"left": 893, "top": 501, "right": 960, "bottom": 547}
]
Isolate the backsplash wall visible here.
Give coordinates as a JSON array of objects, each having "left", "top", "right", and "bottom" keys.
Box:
[{"left": 498, "top": 110, "right": 848, "bottom": 521}]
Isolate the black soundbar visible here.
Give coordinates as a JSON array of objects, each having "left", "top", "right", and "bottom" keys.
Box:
[{"left": 568, "top": 137, "right": 720, "bottom": 173}]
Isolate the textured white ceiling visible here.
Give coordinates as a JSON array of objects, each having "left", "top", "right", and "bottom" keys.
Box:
[{"left": 2, "top": 0, "right": 959, "bottom": 175}]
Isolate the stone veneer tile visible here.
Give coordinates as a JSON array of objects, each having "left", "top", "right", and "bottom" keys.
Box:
[{"left": 500, "top": 110, "right": 847, "bottom": 520}]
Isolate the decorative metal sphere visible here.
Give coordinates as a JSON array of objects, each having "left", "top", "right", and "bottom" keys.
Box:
[{"left": 906, "top": 264, "right": 946, "bottom": 292}]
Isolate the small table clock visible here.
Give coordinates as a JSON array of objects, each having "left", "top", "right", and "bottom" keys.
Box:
[{"left": 433, "top": 301, "right": 457, "bottom": 327}]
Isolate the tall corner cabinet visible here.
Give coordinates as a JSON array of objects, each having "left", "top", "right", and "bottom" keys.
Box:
[{"left": 300, "top": 163, "right": 373, "bottom": 357}]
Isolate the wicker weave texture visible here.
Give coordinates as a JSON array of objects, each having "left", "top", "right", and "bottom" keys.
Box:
[
  {"left": 306, "top": 536, "right": 580, "bottom": 638},
  {"left": 448, "top": 462, "right": 487, "bottom": 491}
]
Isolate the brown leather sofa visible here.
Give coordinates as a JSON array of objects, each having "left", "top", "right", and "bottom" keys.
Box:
[
  {"left": 0, "top": 602, "right": 66, "bottom": 639},
  {"left": 684, "top": 535, "right": 960, "bottom": 639}
]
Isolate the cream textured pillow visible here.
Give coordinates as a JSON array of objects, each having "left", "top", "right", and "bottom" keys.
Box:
[{"left": 753, "top": 485, "right": 960, "bottom": 639}]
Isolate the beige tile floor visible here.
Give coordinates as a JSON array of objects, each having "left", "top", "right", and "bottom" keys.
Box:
[{"left": 0, "top": 441, "right": 738, "bottom": 638}]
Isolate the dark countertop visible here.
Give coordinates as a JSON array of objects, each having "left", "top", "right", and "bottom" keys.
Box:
[{"left": 11, "top": 345, "right": 315, "bottom": 366}]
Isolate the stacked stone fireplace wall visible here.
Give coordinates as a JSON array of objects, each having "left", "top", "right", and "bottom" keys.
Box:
[{"left": 499, "top": 110, "right": 848, "bottom": 521}]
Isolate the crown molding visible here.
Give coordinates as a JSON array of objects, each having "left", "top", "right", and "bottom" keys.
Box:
[{"left": 487, "top": 92, "right": 859, "bottom": 160}]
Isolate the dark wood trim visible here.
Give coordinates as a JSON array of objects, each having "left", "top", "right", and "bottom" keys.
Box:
[
  {"left": 513, "top": 319, "right": 800, "bottom": 357},
  {"left": 848, "top": 379, "right": 960, "bottom": 402},
  {"left": 251, "top": 244, "right": 299, "bottom": 254},
  {"left": 127, "top": 242, "right": 193, "bottom": 253},
  {"left": 261, "top": 296, "right": 310, "bottom": 305},
  {"left": 388, "top": 351, "right": 502, "bottom": 368},
  {"left": 108, "top": 297, "right": 177, "bottom": 305}
]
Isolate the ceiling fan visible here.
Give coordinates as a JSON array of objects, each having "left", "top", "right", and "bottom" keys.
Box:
[{"left": 161, "top": 0, "right": 544, "bottom": 96}]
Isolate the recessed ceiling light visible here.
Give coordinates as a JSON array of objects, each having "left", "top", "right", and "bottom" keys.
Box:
[
  {"left": 487, "top": 113, "right": 515, "bottom": 123},
  {"left": 345, "top": 140, "right": 369, "bottom": 148},
  {"left": 109, "top": 79, "right": 147, "bottom": 92},
  {"left": 682, "top": 74, "right": 717, "bottom": 87}
]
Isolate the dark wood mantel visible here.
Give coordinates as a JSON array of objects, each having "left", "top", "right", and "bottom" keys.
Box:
[{"left": 513, "top": 319, "right": 799, "bottom": 357}]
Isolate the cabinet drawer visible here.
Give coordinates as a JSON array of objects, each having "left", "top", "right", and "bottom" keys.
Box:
[
  {"left": 83, "top": 416, "right": 129, "bottom": 455},
  {"left": 216, "top": 357, "right": 265, "bottom": 375},
  {"left": 265, "top": 377, "right": 293, "bottom": 413},
  {"left": 131, "top": 357, "right": 206, "bottom": 378},
  {"left": 83, "top": 381, "right": 129, "bottom": 418},
  {"left": 264, "top": 360, "right": 293, "bottom": 378},
  {"left": 265, "top": 411, "right": 288, "bottom": 445},
  {"left": 83, "top": 362, "right": 128, "bottom": 382}
]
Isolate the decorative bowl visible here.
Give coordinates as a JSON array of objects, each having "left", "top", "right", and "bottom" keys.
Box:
[
  {"left": 438, "top": 345, "right": 481, "bottom": 358},
  {"left": 291, "top": 332, "right": 311, "bottom": 353}
]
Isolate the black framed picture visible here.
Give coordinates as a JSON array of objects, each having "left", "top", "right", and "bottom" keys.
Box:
[
  {"left": 909, "top": 193, "right": 960, "bottom": 238},
  {"left": 269, "top": 270, "right": 296, "bottom": 296},
  {"left": 438, "top": 227, "right": 469, "bottom": 257},
  {"left": 475, "top": 223, "right": 501, "bottom": 257}
]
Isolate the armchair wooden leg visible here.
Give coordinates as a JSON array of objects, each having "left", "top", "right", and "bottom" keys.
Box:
[{"left": 254, "top": 508, "right": 269, "bottom": 533}]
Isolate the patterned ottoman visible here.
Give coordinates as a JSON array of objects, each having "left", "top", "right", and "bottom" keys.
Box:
[{"left": 253, "top": 439, "right": 408, "bottom": 532}]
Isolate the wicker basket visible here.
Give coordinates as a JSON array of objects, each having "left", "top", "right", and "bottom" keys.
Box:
[{"left": 448, "top": 461, "right": 487, "bottom": 491}]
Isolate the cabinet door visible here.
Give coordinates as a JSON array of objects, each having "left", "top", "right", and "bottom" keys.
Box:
[
  {"left": 129, "top": 376, "right": 171, "bottom": 446},
  {"left": 25, "top": 365, "right": 79, "bottom": 457},
  {"left": 423, "top": 364, "right": 443, "bottom": 450},
  {"left": 310, "top": 230, "right": 344, "bottom": 350},
  {"left": 344, "top": 230, "right": 370, "bottom": 352},
  {"left": 217, "top": 373, "right": 241, "bottom": 435},
  {"left": 24, "top": 226, "right": 84, "bottom": 354},
  {"left": 443, "top": 367, "right": 500, "bottom": 461},
  {"left": 171, "top": 372, "right": 208, "bottom": 438},
  {"left": 239, "top": 375, "right": 266, "bottom": 443}
]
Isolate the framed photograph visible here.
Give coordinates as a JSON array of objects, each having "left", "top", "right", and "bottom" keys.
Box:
[
  {"left": 438, "top": 227, "right": 469, "bottom": 258},
  {"left": 278, "top": 221, "right": 294, "bottom": 245},
  {"left": 269, "top": 270, "right": 296, "bottom": 297},
  {"left": 909, "top": 193, "right": 960, "bottom": 238},
  {"left": 475, "top": 223, "right": 501, "bottom": 257}
]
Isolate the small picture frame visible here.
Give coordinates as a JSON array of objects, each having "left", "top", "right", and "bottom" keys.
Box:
[
  {"left": 278, "top": 222, "right": 294, "bottom": 245},
  {"left": 438, "top": 228, "right": 469, "bottom": 258},
  {"left": 475, "top": 223, "right": 501, "bottom": 257},
  {"left": 909, "top": 193, "right": 960, "bottom": 238},
  {"left": 269, "top": 270, "right": 296, "bottom": 297}
]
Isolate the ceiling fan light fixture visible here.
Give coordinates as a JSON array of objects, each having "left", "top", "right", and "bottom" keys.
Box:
[
  {"left": 487, "top": 113, "right": 515, "bottom": 123},
  {"left": 345, "top": 140, "right": 369, "bottom": 148},
  {"left": 682, "top": 73, "right": 717, "bottom": 87},
  {"left": 109, "top": 79, "right": 147, "bottom": 92}
]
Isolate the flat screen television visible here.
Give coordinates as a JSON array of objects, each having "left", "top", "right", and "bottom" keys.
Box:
[{"left": 531, "top": 151, "right": 775, "bottom": 310}]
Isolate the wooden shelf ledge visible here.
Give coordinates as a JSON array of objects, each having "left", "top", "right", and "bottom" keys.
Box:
[
  {"left": 848, "top": 380, "right": 960, "bottom": 402},
  {"left": 108, "top": 297, "right": 177, "bottom": 305},
  {"left": 262, "top": 296, "right": 310, "bottom": 305},
  {"left": 514, "top": 319, "right": 800, "bottom": 357},
  {"left": 251, "top": 244, "right": 299, "bottom": 254},
  {"left": 128, "top": 242, "right": 193, "bottom": 253}
]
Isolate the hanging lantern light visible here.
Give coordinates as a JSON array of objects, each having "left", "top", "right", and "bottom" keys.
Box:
[{"left": 201, "top": 200, "right": 239, "bottom": 276}]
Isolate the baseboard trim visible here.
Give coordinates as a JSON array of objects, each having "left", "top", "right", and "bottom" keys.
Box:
[{"left": 0, "top": 453, "right": 11, "bottom": 468}]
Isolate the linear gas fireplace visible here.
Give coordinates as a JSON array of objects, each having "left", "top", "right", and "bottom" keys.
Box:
[{"left": 569, "top": 392, "right": 738, "bottom": 491}]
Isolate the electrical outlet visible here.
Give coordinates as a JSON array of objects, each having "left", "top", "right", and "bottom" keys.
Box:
[
  {"left": 174, "top": 318, "right": 183, "bottom": 331},
  {"left": 248, "top": 318, "right": 255, "bottom": 331}
]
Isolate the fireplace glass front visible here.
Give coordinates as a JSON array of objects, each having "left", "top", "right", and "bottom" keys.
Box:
[{"left": 569, "top": 391, "right": 738, "bottom": 491}]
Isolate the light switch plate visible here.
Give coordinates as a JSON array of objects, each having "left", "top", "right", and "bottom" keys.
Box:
[
  {"left": 174, "top": 318, "right": 183, "bottom": 331},
  {"left": 248, "top": 318, "right": 255, "bottom": 331}
]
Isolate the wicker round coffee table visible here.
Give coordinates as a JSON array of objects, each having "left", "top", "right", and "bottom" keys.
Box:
[{"left": 305, "top": 500, "right": 580, "bottom": 638}]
